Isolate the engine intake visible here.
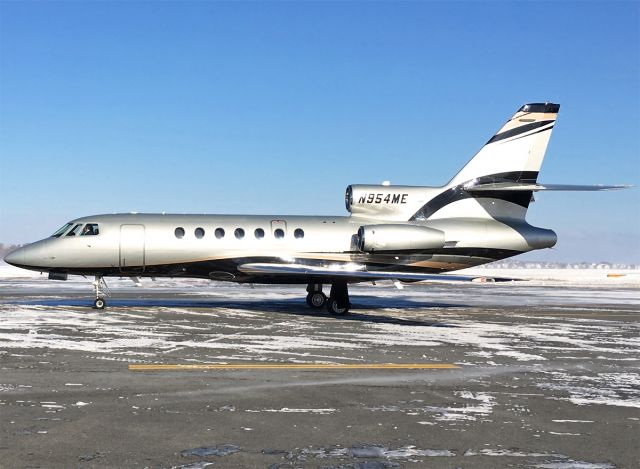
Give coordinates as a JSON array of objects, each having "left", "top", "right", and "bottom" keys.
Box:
[{"left": 357, "top": 224, "right": 445, "bottom": 252}]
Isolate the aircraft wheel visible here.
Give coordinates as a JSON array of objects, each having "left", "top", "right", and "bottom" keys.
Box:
[
  {"left": 326, "top": 298, "right": 350, "bottom": 315},
  {"left": 306, "top": 292, "right": 327, "bottom": 308},
  {"left": 93, "top": 298, "right": 106, "bottom": 309}
]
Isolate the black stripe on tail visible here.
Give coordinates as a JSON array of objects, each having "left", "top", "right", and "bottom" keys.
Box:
[
  {"left": 487, "top": 121, "right": 554, "bottom": 144},
  {"left": 410, "top": 171, "right": 538, "bottom": 221}
]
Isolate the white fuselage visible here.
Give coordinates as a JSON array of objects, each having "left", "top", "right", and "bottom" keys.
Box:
[{"left": 6, "top": 212, "right": 556, "bottom": 283}]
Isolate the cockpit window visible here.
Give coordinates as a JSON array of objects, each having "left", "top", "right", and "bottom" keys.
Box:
[
  {"left": 51, "top": 222, "right": 73, "bottom": 238},
  {"left": 81, "top": 223, "right": 99, "bottom": 236},
  {"left": 66, "top": 224, "right": 83, "bottom": 237}
]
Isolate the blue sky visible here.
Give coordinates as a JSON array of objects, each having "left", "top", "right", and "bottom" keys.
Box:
[{"left": 1, "top": 1, "right": 638, "bottom": 263}]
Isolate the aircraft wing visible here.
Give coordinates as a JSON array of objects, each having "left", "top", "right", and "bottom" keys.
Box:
[
  {"left": 238, "top": 263, "right": 518, "bottom": 283},
  {"left": 464, "top": 182, "right": 631, "bottom": 192}
]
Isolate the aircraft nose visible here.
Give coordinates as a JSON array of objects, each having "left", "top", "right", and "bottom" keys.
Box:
[
  {"left": 4, "top": 248, "right": 25, "bottom": 267},
  {"left": 4, "top": 240, "right": 56, "bottom": 270}
]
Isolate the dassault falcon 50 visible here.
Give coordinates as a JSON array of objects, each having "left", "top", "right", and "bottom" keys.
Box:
[{"left": 4, "top": 103, "right": 627, "bottom": 314}]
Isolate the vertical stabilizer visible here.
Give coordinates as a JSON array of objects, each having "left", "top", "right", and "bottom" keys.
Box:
[
  {"left": 410, "top": 103, "right": 560, "bottom": 221},
  {"left": 449, "top": 103, "right": 559, "bottom": 187}
]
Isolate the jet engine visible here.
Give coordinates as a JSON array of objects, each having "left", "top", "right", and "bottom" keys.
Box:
[
  {"left": 345, "top": 184, "right": 433, "bottom": 220},
  {"left": 357, "top": 224, "right": 445, "bottom": 252}
]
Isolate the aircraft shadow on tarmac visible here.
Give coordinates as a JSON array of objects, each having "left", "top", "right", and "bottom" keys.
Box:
[{"left": 11, "top": 295, "right": 463, "bottom": 328}]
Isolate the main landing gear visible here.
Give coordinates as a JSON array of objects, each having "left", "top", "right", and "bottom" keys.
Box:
[
  {"left": 306, "top": 283, "right": 327, "bottom": 309},
  {"left": 306, "top": 282, "right": 351, "bottom": 315},
  {"left": 93, "top": 276, "right": 110, "bottom": 309}
]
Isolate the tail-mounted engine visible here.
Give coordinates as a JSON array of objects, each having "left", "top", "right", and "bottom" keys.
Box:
[
  {"left": 345, "top": 185, "right": 435, "bottom": 221},
  {"left": 357, "top": 224, "right": 445, "bottom": 252}
]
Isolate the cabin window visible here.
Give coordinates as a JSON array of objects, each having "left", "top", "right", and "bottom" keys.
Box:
[
  {"left": 254, "top": 228, "right": 265, "bottom": 239},
  {"left": 215, "top": 228, "right": 225, "bottom": 239},
  {"left": 195, "top": 227, "right": 205, "bottom": 239},
  {"left": 81, "top": 223, "right": 99, "bottom": 236},
  {"left": 66, "top": 224, "right": 83, "bottom": 237},
  {"left": 294, "top": 228, "right": 304, "bottom": 239},
  {"left": 234, "top": 228, "right": 245, "bottom": 239},
  {"left": 175, "top": 227, "right": 185, "bottom": 239},
  {"left": 51, "top": 222, "right": 73, "bottom": 238},
  {"left": 274, "top": 228, "right": 285, "bottom": 239}
]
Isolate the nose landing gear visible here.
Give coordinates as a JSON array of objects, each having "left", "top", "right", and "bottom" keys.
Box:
[{"left": 93, "top": 276, "right": 110, "bottom": 309}]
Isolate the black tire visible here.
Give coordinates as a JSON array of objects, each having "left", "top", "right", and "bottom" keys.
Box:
[
  {"left": 306, "top": 292, "right": 327, "bottom": 308},
  {"left": 326, "top": 298, "right": 350, "bottom": 315},
  {"left": 93, "top": 298, "right": 106, "bottom": 309}
]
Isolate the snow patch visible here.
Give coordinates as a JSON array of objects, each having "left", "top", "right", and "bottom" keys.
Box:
[{"left": 247, "top": 407, "right": 337, "bottom": 414}]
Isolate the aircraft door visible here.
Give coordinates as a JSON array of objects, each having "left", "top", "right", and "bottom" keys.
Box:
[
  {"left": 270, "top": 219, "right": 287, "bottom": 239},
  {"left": 119, "top": 224, "right": 145, "bottom": 273}
]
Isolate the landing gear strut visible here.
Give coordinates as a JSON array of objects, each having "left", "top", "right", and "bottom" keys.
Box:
[
  {"left": 93, "top": 276, "right": 110, "bottom": 309},
  {"left": 326, "top": 281, "right": 350, "bottom": 315},
  {"left": 306, "top": 283, "right": 327, "bottom": 309}
]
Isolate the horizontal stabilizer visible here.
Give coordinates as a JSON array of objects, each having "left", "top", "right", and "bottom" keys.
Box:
[
  {"left": 464, "top": 182, "right": 631, "bottom": 192},
  {"left": 238, "top": 263, "right": 518, "bottom": 283}
]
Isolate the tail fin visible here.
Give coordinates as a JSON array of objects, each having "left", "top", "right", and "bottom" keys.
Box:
[
  {"left": 410, "top": 103, "right": 559, "bottom": 222},
  {"left": 449, "top": 103, "right": 559, "bottom": 187}
]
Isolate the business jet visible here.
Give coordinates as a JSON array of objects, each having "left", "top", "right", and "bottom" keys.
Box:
[{"left": 4, "top": 103, "right": 627, "bottom": 314}]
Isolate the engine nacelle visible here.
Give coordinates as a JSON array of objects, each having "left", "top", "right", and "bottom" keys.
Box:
[
  {"left": 357, "top": 224, "right": 445, "bottom": 252},
  {"left": 345, "top": 184, "right": 433, "bottom": 220},
  {"left": 345, "top": 185, "right": 410, "bottom": 212}
]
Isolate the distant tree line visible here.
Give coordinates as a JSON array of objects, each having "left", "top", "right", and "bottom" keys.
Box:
[{"left": 0, "top": 243, "right": 23, "bottom": 259}]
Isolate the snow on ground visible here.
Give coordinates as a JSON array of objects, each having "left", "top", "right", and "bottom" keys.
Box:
[
  {"left": 0, "top": 263, "right": 42, "bottom": 278},
  {"left": 459, "top": 266, "right": 640, "bottom": 287},
  {"left": 0, "top": 296, "right": 637, "bottom": 364},
  {"left": 1, "top": 263, "right": 638, "bottom": 416}
]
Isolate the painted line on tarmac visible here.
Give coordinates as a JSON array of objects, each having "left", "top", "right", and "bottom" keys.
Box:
[{"left": 128, "top": 363, "right": 461, "bottom": 371}]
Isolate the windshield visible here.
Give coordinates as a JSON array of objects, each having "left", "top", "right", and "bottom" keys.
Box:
[
  {"left": 66, "top": 224, "right": 83, "bottom": 236},
  {"left": 51, "top": 222, "right": 73, "bottom": 238}
]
